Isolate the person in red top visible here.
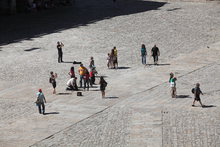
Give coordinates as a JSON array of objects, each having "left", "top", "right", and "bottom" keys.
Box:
[
  {"left": 83, "top": 71, "right": 90, "bottom": 91},
  {"left": 89, "top": 67, "right": 98, "bottom": 87}
]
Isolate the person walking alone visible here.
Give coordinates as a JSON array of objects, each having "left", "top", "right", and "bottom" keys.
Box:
[
  {"left": 57, "top": 41, "right": 64, "bottom": 63},
  {"left": 169, "top": 72, "right": 177, "bottom": 98},
  {"left": 49, "top": 71, "right": 57, "bottom": 94},
  {"left": 192, "top": 83, "right": 204, "bottom": 107},
  {"left": 36, "top": 89, "right": 46, "bottom": 115},
  {"left": 151, "top": 44, "right": 160, "bottom": 65},
  {"left": 141, "top": 44, "right": 147, "bottom": 65},
  {"left": 99, "top": 76, "right": 107, "bottom": 98}
]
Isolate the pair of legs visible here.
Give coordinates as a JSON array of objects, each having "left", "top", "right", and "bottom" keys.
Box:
[
  {"left": 52, "top": 83, "right": 56, "bottom": 94},
  {"left": 192, "top": 98, "right": 203, "bottom": 107},
  {"left": 153, "top": 55, "right": 158, "bottom": 65},
  {"left": 79, "top": 75, "right": 84, "bottom": 88},
  {"left": 58, "top": 53, "right": 63, "bottom": 63},
  {"left": 90, "top": 77, "right": 95, "bottom": 86},
  {"left": 38, "top": 103, "right": 45, "bottom": 114},
  {"left": 171, "top": 87, "right": 177, "bottom": 98},
  {"left": 141, "top": 55, "right": 146, "bottom": 65},
  {"left": 84, "top": 79, "right": 90, "bottom": 91},
  {"left": 101, "top": 90, "right": 105, "bottom": 98}
]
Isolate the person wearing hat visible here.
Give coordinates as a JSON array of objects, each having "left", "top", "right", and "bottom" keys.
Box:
[{"left": 36, "top": 89, "right": 47, "bottom": 114}]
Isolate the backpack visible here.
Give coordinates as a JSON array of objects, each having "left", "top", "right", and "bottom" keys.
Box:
[{"left": 191, "top": 88, "right": 195, "bottom": 94}]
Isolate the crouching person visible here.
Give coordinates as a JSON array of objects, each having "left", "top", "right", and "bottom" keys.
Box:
[
  {"left": 66, "top": 77, "right": 78, "bottom": 91},
  {"left": 36, "top": 89, "right": 46, "bottom": 115}
]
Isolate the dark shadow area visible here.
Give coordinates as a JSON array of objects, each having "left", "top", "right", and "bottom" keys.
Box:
[
  {"left": 96, "top": 75, "right": 108, "bottom": 78},
  {"left": 146, "top": 63, "right": 170, "bottom": 66},
  {"left": 202, "top": 105, "right": 216, "bottom": 108},
  {"left": 44, "top": 112, "right": 59, "bottom": 115},
  {"left": 176, "top": 95, "right": 191, "bottom": 98},
  {"left": 0, "top": 49, "right": 2, "bottom": 51},
  {"left": 116, "top": 66, "right": 130, "bottom": 69},
  {"left": 167, "top": 8, "right": 181, "bottom": 11},
  {"left": 24, "top": 47, "right": 40, "bottom": 51},
  {"left": 62, "top": 61, "right": 82, "bottom": 64},
  {"left": 90, "top": 86, "right": 98, "bottom": 88},
  {"left": 57, "top": 92, "right": 72, "bottom": 95},
  {"left": 90, "top": 89, "right": 100, "bottom": 91},
  {"left": 105, "top": 96, "right": 119, "bottom": 99},
  {"left": 0, "top": 0, "right": 166, "bottom": 45}
]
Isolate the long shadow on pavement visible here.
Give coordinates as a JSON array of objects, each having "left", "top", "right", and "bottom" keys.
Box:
[
  {"left": 0, "top": 0, "right": 166, "bottom": 45},
  {"left": 44, "top": 112, "right": 59, "bottom": 115}
]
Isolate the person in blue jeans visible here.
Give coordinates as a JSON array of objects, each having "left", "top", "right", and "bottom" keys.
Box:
[{"left": 141, "top": 44, "right": 147, "bottom": 65}]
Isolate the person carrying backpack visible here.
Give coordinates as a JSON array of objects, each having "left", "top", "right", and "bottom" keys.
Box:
[
  {"left": 192, "top": 83, "right": 204, "bottom": 107},
  {"left": 36, "top": 89, "right": 46, "bottom": 115}
]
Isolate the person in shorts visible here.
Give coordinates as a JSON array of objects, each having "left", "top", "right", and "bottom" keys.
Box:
[
  {"left": 192, "top": 83, "right": 204, "bottom": 107},
  {"left": 49, "top": 71, "right": 57, "bottom": 94}
]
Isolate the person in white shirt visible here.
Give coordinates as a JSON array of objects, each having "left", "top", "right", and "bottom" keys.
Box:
[{"left": 66, "top": 77, "right": 78, "bottom": 90}]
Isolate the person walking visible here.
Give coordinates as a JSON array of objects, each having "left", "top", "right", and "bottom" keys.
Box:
[
  {"left": 49, "top": 71, "right": 57, "bottom": 94},
  {"left": 78, "top": 64, "right": 87, "bottom": 88},
  {"left": 57, "top": 41, "right": 64, "bottom": 63},
  {"left": 169, "top": 72, "right": 177, "bottom": 98},
  {"left": 141, "top": 44, "right": 147, "bottom": 65},
  {"left": 36, "top": 89, "right": 46, "bottom": 115},
  {"left": 192, "top": 83, "right": 204, "bottom": 107},
  {"left": 99, "top": 76, "right": 107, "bottom": 98},
  {"left": 151, "top": 44, "right": 160, "bottom": 65}
]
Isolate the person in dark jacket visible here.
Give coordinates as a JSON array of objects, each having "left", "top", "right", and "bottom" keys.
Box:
[
  {"left": 99, "top": 76, "right": 107, "bottom": 98},
  {"left": 57, "top": 41, "right": 64, "bottom": 63},
  {"left": 192, "top": 83, "right": 204, "bottom": 107},
  {"left": 151, "top": 44, "right": 160, "bottom": 65}
]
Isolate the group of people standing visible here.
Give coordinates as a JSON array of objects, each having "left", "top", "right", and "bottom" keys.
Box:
[
  {"left": 141, "top": 44, "right": 160, "bottom": 65},
  {"left": 36, "top": 42, "right": 206, "bottom": 114}
]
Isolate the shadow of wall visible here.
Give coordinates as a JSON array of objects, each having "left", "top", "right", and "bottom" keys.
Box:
[{"left": 0, "top": 0, "right": 166, "bottom": 45}]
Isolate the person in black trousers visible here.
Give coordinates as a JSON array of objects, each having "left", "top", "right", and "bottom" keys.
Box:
[
  {"left": 57, "top": 41, "right": 64, "bottom": 63},
  {"left": 151, "top": 44, "right": 160, "bottom": 65}
]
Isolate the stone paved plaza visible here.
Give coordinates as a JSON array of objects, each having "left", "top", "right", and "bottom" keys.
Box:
[{"left": 0, "top": 0, "right": 220, "bottom": 146}]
